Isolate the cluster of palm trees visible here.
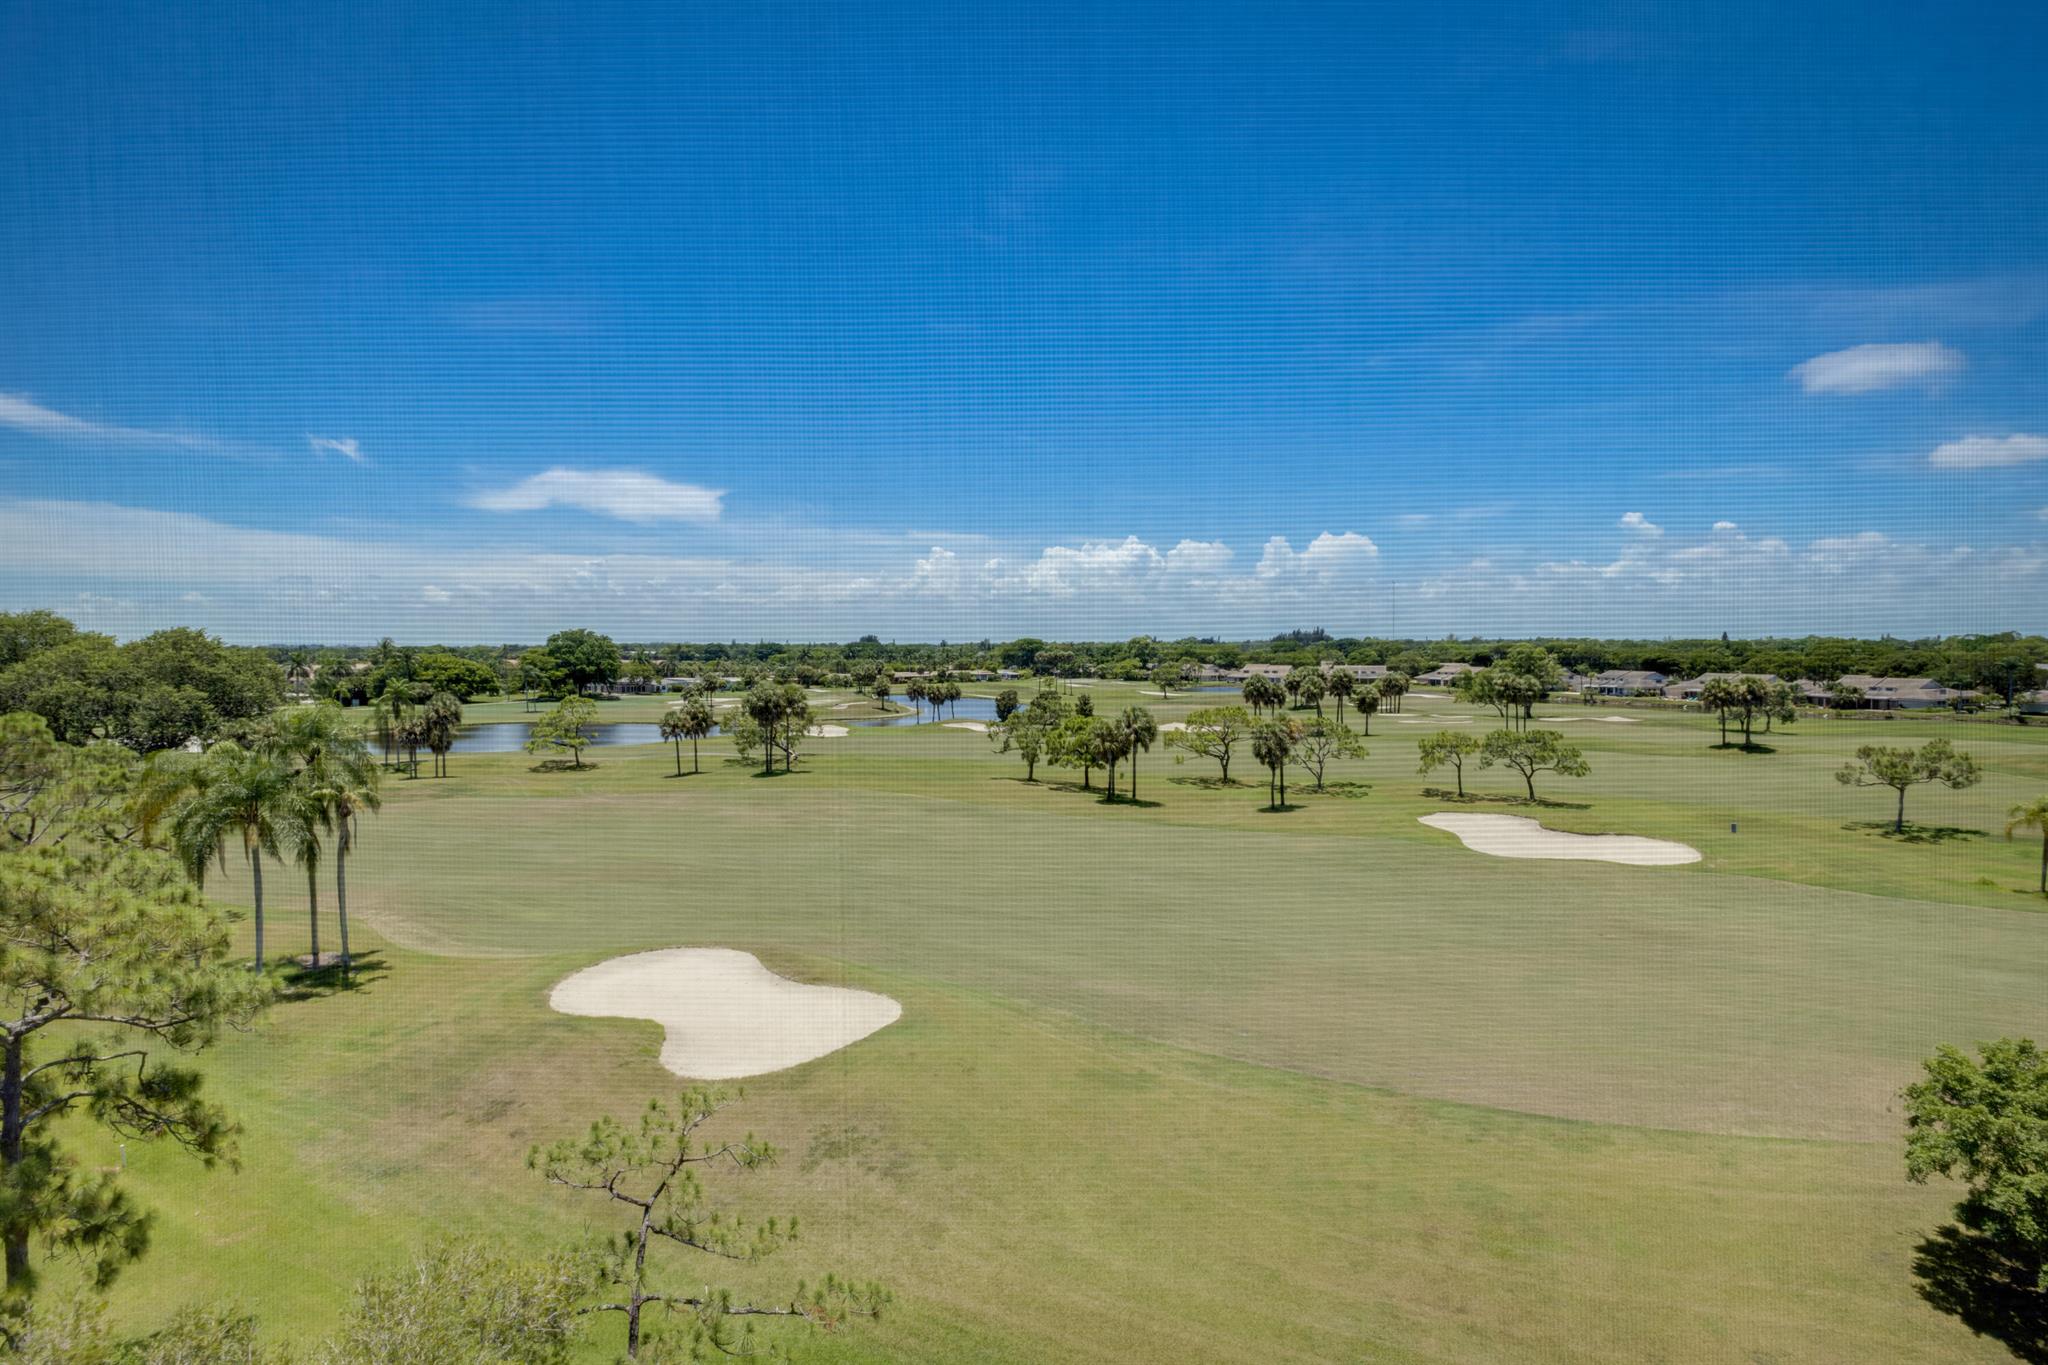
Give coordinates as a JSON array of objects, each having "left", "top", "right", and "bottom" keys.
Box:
[
  {"left": 658, "top": 694, "right": 717, "bottom": 775},
  {"left": 1243, "top": 668, "right": 1408, "bottom": 726},
  {"left": 370, "top": 685, "right": 463, "bottom": 777},
  {"left": 904, "top": 676, "right": 963, "bottom": 720},
  {"left": 153, "top": 704, "right": 381, "bottom": 972}
]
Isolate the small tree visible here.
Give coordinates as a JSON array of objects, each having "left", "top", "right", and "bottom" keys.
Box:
[
  {"left": 1417, "top": 730, "right": 1481, "bottom": 798},
  {"left": 1836, "top": 739, "right": 1981, "bottom": 833},
  {"left": 993, "top": 689, "right": 1021, "bottom": 724},
  {"left": 1699, "top": 677, "right": 1740, "bottom": 746},
  {"left": 1251, "top": 718, "right": 1300, "bottom": 810},
  {"left": 1290, "top": 719, "right": 1363, "bottom": 792},
  {"left": 526, "top": 696, "right": 597, "bottom": 769},
  {"left": 1165, "top": 706, "right": 1252, "bottom": 783},
  {"left": 1353, "top": 686, "right": 1379, "bottom": 735},
  {"left": 2006, "top": 797, "right": 2048, "bottom": 895},
  {"left": 1479, "top": 728, "right": 1589, "bottom": 802},
  {"left": 1150, "top": 663, "right": 1189, "bottom": 700},
  {"left": 530, "top": 1091, "right": 887, "bottom": 1360}
]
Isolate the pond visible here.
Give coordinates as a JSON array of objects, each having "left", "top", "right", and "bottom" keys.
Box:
[{"left": 447, "top": 692, "right": 1009, "bottom": 753}]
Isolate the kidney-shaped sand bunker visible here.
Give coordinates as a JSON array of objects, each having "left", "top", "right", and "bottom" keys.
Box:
[
  {"left": 1418, "top": 812, "right": 1700, "bottom": 866},
  {"left": 550, "top": 948, "right": 901, "bottom": 1080}
]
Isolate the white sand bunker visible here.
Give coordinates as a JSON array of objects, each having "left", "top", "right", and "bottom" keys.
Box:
[
  {"left": 944, "top": 720, "right": 990, "bottom": 732},
  {"left": 805, "top": 723, "right": 849, "bottom": 737},
  {"left": 1397, "top": 715, "right": 1470, "bottom": 724},
  {"left": 550, "top": 948, "right": 901, "bottom": 1080},
  {"left": 1157, "top": 721, "right": 1187, "bottom": 732},
  {"left": 1418, "top": 813, "right": 1700, "bottom": 866},
  {"left": 1594, "top": 715, "right": 1641, "bottom": 723}
]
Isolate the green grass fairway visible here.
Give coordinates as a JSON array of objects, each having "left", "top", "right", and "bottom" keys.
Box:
[{"left": 87, "top": 691, "right": 2048, "bottom": 1360}]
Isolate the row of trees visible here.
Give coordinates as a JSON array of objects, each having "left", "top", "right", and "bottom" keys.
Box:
[{"left": 1415, "top": 729, "right": 1591, "bottom": 801}]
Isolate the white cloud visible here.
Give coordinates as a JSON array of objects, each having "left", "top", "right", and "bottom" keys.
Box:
[
  {"left": 1712, "top": 520, "right": 1739, "bottom": 532},
  {"left": 1255, "top": 531, "right": 1378, "bottom": 580},
  {"left": 1928, "top": 433, "right": 2048, "bottom": 470},
  {"left": 469, "top": 467, "right": 725, "bottom": 523},
  {"left": 420, "top": 584, "right": 452, "bottom": 604},
  {"left": 1396, "top": 513, "right": 1433, "bottom": 528},
  {"left": 0, "top": 391, "right": 218, "bottom": 451},
  {"left": 308, "top": 435, "right": 365, "bottom": 463},
  {"left": 1788, "top": 341, "right": 1964, "bottom": 395},
  {"left": 1618, "top": 511, "right": 1662, "bottom": 538}
]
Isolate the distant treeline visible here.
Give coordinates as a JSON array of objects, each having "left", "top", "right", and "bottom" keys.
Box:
[{"left": 262, "top": 626, "right": 2048, "bottom": 701}]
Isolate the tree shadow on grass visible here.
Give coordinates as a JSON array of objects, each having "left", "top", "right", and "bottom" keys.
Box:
[
  {"left": 1710, "top": 741, "right": 1778, "bottom": 754},
  {"left": 1910, "top": 1224, "right": 2048, "bottom": 1362},
  {"left": 1846, "top": 821, "right": 1987, "bottom": 845},
  {"left": 1297, "top": 781, "right": 1374, "bottom": 800},
  {"left": 1168, "top": 775, "right": 1244, "bottom": 790},
  {"left": 281, "top": 951, "right": 391, "bottom": 999},
  {"left": 1254, "top": 802, "right": 1302, "bottom": 815},
  {"left": 527, "top": 758, "right": 598, "bottom": 773},
  {"left": 1420, "top": 787, "right": 1591, "bottom": 810},
  {"left": 1097, "top": 793, "right": 1163, "bottom": 809}
]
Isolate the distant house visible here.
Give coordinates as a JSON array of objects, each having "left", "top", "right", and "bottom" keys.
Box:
[
  {"left": 1321, "top": 662, "right": 1390, "bottom": 683},
  {"left": 1193, "top": 663, "right": 1246, "bottom": 682},
  {"left": 1560, "top": 671, "right": 1598, "bottom": 693},
  {"left": 1239, "top": 663, "right": 1293, "bottom": 680},
  {"left": 1414, "top": 662, "right": 1475, "bottom": 686},
  {"left": 1588, "top": 669, "right": 1668, "bottom": 697},
  {"left": 1663, "top": 672, "right": 1781, "bottom": 702},
  {"left": 2021, "top": 689, "right": 2048, "bottom": 716},
  {"left": 1832, "top": 675, "right": 1976, "bottom": 710}
]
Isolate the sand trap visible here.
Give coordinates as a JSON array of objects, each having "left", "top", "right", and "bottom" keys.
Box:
[
  {"left": 1396, "top": 716, "right": 1470, "bottom": 724},
  {"left": 1418, "top": 813, "right": 1700, "bottom": 866},
  {"left": 805, "top": 723, "right": 849, "bottom": 737},
  {"left": 944, "top": 721, "right": 990, "bottom": 732},
  {"left": 1158, "top": 721, "right": 1187, "bottom": 732},
  {"left": 550, "top": 948, "right": 901, "bottom": 1080},
  {"left": 1596, "top": 716, "right": 1642, "bottom": 724}
]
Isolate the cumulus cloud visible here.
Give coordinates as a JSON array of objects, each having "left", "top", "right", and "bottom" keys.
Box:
[
  {"left": 1256, "top": 531, "right": 1378, "bottom": 580},
  {"left": 308, "top": 435, "right": 365, "bottom": 463},
  {"left": 1618, "top": 511, "right": 1662, "bottom": 538},
  {"left": 1928, "top": 433, "right": 2048, "bottom": 470},
  {"left": 1789, "top": 341, "right": 1964, "bottom": 395},
  {"left": 469, "top": 467, "right": 725, "bottom": 523}
]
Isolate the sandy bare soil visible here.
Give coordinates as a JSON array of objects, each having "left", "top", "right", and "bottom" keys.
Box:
[
  {"left": 944, "top": 720, "right": 990, "bottom": 732},
  {"left": 1418, "top": 813, "right": 1700, "bottom": 866},
  {"left": 549, "top": 948, "right": 902, "bottom": 1080},
  {"left": 806, "top": 723, "right": 849, "bottom": 737}
]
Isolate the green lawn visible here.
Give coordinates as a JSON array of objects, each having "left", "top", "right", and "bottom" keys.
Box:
[{"left": 81, "top": 691, "right": 2048, "bottom": 1360}]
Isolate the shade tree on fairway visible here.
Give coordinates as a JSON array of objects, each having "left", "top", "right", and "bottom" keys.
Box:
[
  {"left": 1165, "top": 705, "right": 1253, "bottom": 782},
  {"left": 660, "top": 696, "right": 717, "bottom": 776},
  {"left": 526, "top": 695, "right": 599, "bottom": 769},
  {"left": 1325, "top": 668, "right": 1354, "bottom": 723},
  {"left": 1353, "top": 685, "right": 1379, "bottom": 735},
  {"left": 994, "top": 688, "right": 1020, "bottom": 723},
  {"left": 1836, "top": 739, "right": 1982, "bottom": 833},
  {"left": 730, "top": 683, "right": 812, "bottom": 775},
  {"left": 1699, "top": 676, "right": 1797, "bottom": 749},
  {"left": 529, "top": 1090, "right": 887, "bottom": 1360},
  {"left": 2006, "top": 797, "right": 2048, "bottom": 895},
  {"left": 992, "top": 686, "right": 1071, "bottom": 782},
  {"left": 1479, "top": 728, "right": 1590, "bottom": 802},
  {"left": 1251, "top": 717, "right": 1301, "bottom": 810},
  {"left": 1290, "top": 719, "right": 1363, "bottom": 792},
  {"left": 1416, "top": 730, "right": 1482, "bottom": 798},
  {"left": 542, "top": 628, "right": 622, "bottom": 695}
]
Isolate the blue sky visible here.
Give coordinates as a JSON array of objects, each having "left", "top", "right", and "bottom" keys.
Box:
[{"left": 1, "top": 1, "right": 2044, "bottom": 642}]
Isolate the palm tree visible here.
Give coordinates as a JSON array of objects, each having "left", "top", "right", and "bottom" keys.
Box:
[
  {"left": 2007, "top": 797, "right": 2048, "bottom": 895},
  {"left": 1326, "top": 669, "right": 1354, "bottom": 723},
  {"left": 327, "top": 766, "right": 381, "bottom": 973},
  {"left": 420, "top": 691, "right": 463, "bottom": 777},
  {"left": 1252, "top": 719, "right": 1296, "bottom": 810},
  {"left": 254, "top": 703, "right": 379, "bottom": 969},
  {"left": 170, "top": 742, "right": 305, "bottom": 970},
  {"left": 1119, "top": 706, "right": 1159, "bottom": 801},
  {"left": 675, "top": 696, "right": 715, "bottom": 773}
]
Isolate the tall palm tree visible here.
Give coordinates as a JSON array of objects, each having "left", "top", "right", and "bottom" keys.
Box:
[
  {"left": 170, "top": 742, "right": 305, "bottom": 970},
  {"left": 2007, "top": 797, "right": 2048, "bottom": 895},
  {"left": 1119, "top": 706, "right": 1159, "bottom": 801},
  {"left": 1326, "top": 669, "right": 1354, "bottom": 723}
]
